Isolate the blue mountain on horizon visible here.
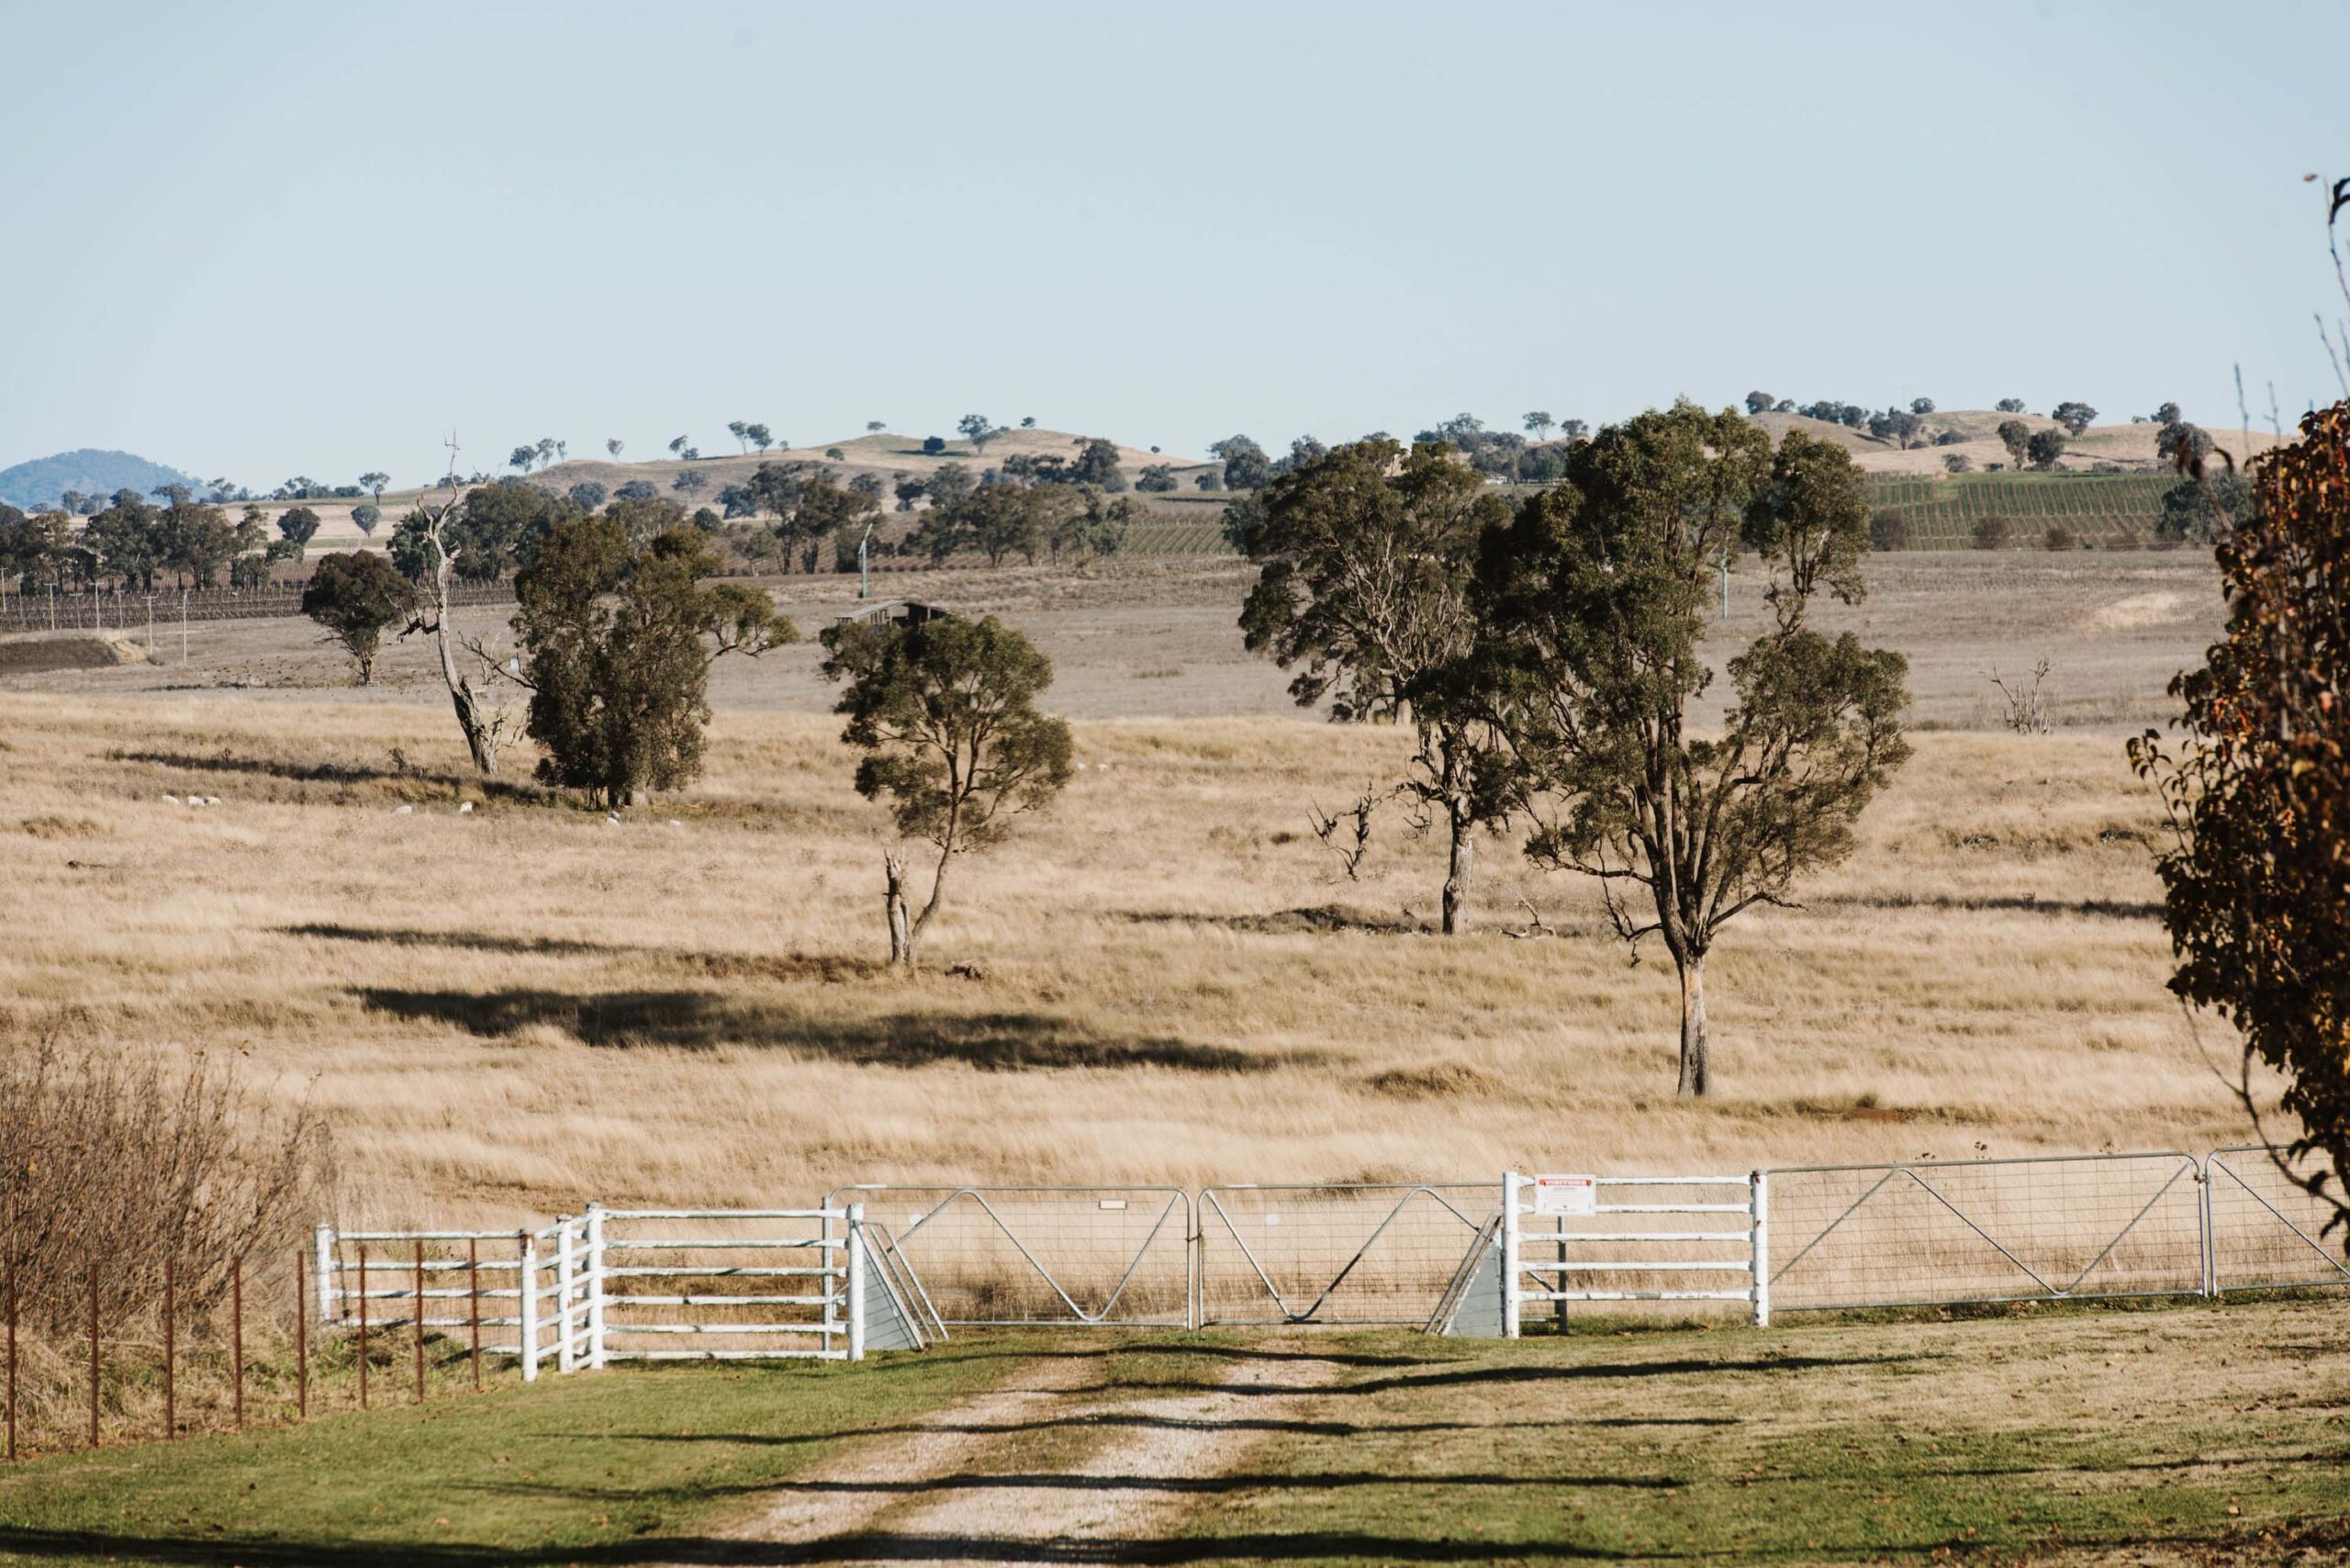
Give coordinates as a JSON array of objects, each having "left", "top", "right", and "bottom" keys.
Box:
[{"left": 0, "top": 449, "right": 200, "bottom": 510}]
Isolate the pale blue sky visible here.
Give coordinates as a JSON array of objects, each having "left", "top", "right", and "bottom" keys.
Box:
[{"left": 1, "top": 1, "right": 2344, "bottom": 489}]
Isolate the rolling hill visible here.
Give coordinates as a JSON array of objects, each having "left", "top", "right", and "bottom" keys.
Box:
[{"left": 0, "top": 449, "right": 197, "bottom": 510}]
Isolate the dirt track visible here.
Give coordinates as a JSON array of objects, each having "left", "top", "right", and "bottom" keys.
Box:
[{"left": 689, "top": 1345, "right": 1337, "bottom": 1565}]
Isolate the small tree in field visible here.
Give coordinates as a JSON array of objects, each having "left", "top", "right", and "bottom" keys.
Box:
[
  {"left": 819, "top": 614, "right": 1073, "bottom": 966},
  {"left": 2132, "top": 396, "right": 2350, "bottom": 1244},
  {"left": 302, "top": 551, "right": 415, "bottom": 684},
  {"left": 1997, "top": 419, "right": 2033, "bottom": 469},
  {"left": 1476, "top": 408, "right": 1909, "bottom": 1094},
  {"left": 1241, "top": 438, "right": 1511, "bottom": 933},
  {"left": 512, "top": 521, "right": 793, "bottom": 808}
]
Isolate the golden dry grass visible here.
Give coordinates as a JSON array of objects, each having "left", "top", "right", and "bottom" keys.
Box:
[{"left": 0, "top": 680, "right": 2261, "bottom": 1233}]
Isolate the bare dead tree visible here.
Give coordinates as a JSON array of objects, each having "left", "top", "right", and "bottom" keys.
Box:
[
  {"left": 1986, "top": 658, "right": 2053, "bottom": 734},
  {"left": 1307, "top": 783, "right": 1382, "bottom": 880},
  {"left": 401, "top": 433, "right": 520, "bottom": 774}
]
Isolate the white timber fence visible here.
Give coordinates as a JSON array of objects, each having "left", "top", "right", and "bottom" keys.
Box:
[{"left": 314, "top": 1204, "right": 919, "bottom": 1376}]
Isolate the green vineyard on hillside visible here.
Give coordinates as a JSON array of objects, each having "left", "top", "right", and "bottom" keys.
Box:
[
  {"left": 1858, "top": 471, "right": 2173, "bottom": 547},
  {"left": 871, "top": 469, "right": 2181, "bottom": 563}
]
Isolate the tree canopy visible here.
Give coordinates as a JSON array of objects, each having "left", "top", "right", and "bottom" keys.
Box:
[
  {"left": 819, "top": 613, "right": 1073, "bottom": 964},
  {"left": 1474, "top": 408, "right": 1909, "bottom": 1093},
  {"left": 301, "top": 551, "right": 415, "bottom": 684},
  {"left": 512, "top": 520, "right": 793, "bottom": 808},
  {"left": 1240, "top": 437, "right": 1512, "bottom": 932},
  {"left": 2131, "top": 397, "right": 2350, "bottom": 1241}
]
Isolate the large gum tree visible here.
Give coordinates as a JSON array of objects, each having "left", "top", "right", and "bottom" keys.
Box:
[{"left": 1475, "top": 404, "right": 1910, "bottom": 1095}]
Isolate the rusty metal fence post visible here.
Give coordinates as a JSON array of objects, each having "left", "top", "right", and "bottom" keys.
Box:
[
  {"left": 162, "top": 1255, "right": 175, "bottom": 1439},
  {"left": 231, "top": 1260, "right": 244, "bottom": 1431},
  {"left": 87, "top": 1264, "right": 99, "bottom": 1449}
]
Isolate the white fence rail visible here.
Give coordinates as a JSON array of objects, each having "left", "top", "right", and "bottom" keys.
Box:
[
  {"left": 312, "top": 1149, "right": 2345, "bottom": 1364},
  {"left": 317, "top": 1204, "right": 884, "bottom": 1375},
  {"left": 1502, "top": 1171, "right": 1767, "bottom": 1335}
]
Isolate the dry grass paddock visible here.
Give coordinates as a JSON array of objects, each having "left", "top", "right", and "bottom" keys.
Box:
[{"left": 0, "top": 678, "right": 2259, "bottom": 1231}]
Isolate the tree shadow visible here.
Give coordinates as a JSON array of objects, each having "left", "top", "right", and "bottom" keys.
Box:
[
  {"left": 354, "top": 987, "right": 1288, "bottom": 1072},
  {"left": 1821, "top": 892, "right": 2164, "bottom": 921},
  {"left": 294, "top": 924, "right": 880, "bottom": 983},
  {"left": 290, "top": 923, "right": 620, "bottom": 958},
  {"left": 1122, "top": 904, "right": 1428, "bottom": 936},
  {"left": 114, "top": 748, "right": 547, "bottom": 803},
  {"left": 1064, "top": 1350, "right": 1944, "bottom": 1399}
]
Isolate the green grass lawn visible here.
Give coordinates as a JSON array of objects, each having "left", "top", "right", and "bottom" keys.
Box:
[
  {"left": 0, "top": 1340, "right": 1023, "bottom": 1565},
  {"left": 1137, "top": 1300, "right": 2350, "bottom": 1565},
  {"left": 4, "top": 1305, "right": 2344, "bottom": 1565}
]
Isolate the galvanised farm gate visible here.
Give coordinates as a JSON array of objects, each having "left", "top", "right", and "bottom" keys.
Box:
[{"left": 311, "top": 1146, "right": 2348, "bottom": 1370}]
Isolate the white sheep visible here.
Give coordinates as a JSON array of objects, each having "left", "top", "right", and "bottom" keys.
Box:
[{"left": 162, "top": 795, "right": 183, "bottom": 806}]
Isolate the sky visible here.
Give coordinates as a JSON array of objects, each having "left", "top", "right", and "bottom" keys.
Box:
[{"left": 1, "top": 0, "right": 2345, "bottom": 489}]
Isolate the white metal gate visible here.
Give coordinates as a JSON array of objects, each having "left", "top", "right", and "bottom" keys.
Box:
[
  {"left": 2206, "top": 1147, "right": 2350, "bottom": 1295},
  {"left": 1501, "top": 1171, "right": 1767, "bottom": 1334}
]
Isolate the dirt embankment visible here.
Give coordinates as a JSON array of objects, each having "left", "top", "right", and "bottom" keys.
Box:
[{"left": 0, "top": 632, "right": 151, "bottom": 677}]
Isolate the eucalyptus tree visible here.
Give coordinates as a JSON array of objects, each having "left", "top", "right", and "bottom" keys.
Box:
[
  {"left": 1241, "top": 438, "right": 1511, "bottom": 934},
  {"left": 1475, "top": 407, "right": 1909, "bottom": 1094}
]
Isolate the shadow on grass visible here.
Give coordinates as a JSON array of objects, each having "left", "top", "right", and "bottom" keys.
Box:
[
  {"left": 290, "top": 924, "right": 620, "bottom": 958},
  {"left": 113, "top": 748, "right": 550, "bottom": 804},
  {"left": 1819, "top": 892, "right": 2165, "bottom": 921},
  {"left": 296, "top": 925, "right": 879, "bottom": 983},
  {"left": 600, "top": 1410, "right": 1731, "bottom": 1448},
  {"left": 355, "top": 987, "right": 1284, "bottom": 1072},
  {"left": 1064, "top": 1350, "right": 1943, "bottom": 1399},
  {"left": 1122, "top": 904, "right": 1427, "bottom": 936},
  {"left": 0, "top": 1525, "right": 1651, "bottom": 1563}
]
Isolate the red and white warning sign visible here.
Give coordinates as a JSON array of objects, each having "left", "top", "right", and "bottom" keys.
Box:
[{"left": 1530, "top": 1173, "right": 1598, "bottom": 1215}]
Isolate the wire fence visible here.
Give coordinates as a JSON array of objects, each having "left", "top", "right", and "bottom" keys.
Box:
[
  {"left": 7, "top": 1150, "right": 2342, "bottom": 1461},
  {"left": 0, "top": 582, "right": 518, "bottom": 634},
  {"left": 1197, "top": 1182, "right": 1496, "bottom": 1327},
  {"left": 1764, "top": 1152, "right": 2208, "bottom": 1313},
  {"left": 2205, "top": 1146, "right": 2350, "bottom": 1294},
  {"left": 828, "top": 1185, "right": 1192, "bottom": 1328}
]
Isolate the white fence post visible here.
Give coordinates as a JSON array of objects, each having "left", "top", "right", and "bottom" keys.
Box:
[
  {"left": 1750, "top": 1170, "right": 1771, "bottom": 1328},
  {"left": 847, "top": 1203, "right": 867, "bottom": 1363},
  {"left": 519, "top": 1229, "right": 540, "bottom": 1383},
  {"left": 555, "top": 1215, "right": 576, "bottom": 1373},
  {"left": 314, "top": 1225, "right": 338, "bottom": 1325},
  {"left": 1501, "top": 1172, "right": 1523, "bottom": 1339},
  {"left": 586, "top": 1203, "right": 608, "bottom": 1369}
]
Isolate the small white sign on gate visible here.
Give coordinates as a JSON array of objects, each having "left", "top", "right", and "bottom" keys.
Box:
[{"left": 1530, "top": 1173, "right": 1598, "bottom": 1215}]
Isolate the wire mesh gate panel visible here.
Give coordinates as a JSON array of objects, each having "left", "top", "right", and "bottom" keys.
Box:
[
  {"left": 1501, "top": 1172, "right": 1765, "bottom": 1333},
  {"left": 827, "top": 1186, "right": 1192, "bottom": 1327},
  {"left": 1196, "top": 1183, "right": 1498, "bottom": 1326},
  {"left": 2207, "top": 1147, "right": 2350, "bottom": 1295},
  {"left": 1765, "top": 1152, "right": 2205, "bottom": 1312}
]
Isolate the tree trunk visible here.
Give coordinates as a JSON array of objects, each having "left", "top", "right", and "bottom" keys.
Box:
[
  {"left": 1675, "top": 950, "right": 1711, "bottom": 1097},
  {"left": 448, "top": 677, "right": 498, "bottom": 775},
  {"left": 1441, "top": 798, "right": 1474, "bottom": 935},
  {"left": 882, "top": 852, "right": 913, "bottom": 965},
  {"left": 902, "top": 847, "right": 951, "bottom": 965}
]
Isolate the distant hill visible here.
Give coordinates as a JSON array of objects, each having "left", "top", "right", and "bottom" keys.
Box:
[{"left": 0, "top": 449, "right": 198, "bottom": 510}]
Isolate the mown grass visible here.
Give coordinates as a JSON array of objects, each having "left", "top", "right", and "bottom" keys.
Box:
[
  {"left": 0, "top": 1340, "right": 1022, "bottom": 1565},
  {"left": 1141, "top": 1300, "right": 2350, "bottom": 1565}
]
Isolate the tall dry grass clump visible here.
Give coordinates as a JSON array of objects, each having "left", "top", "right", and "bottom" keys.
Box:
[{"left": 2, "top": 1027, "right": 327, "bottom": 1333}]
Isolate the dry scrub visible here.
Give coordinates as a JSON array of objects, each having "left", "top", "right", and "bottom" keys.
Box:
[{"left": 0, "top": 689, "right": 2261, "bottom": 1236}]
